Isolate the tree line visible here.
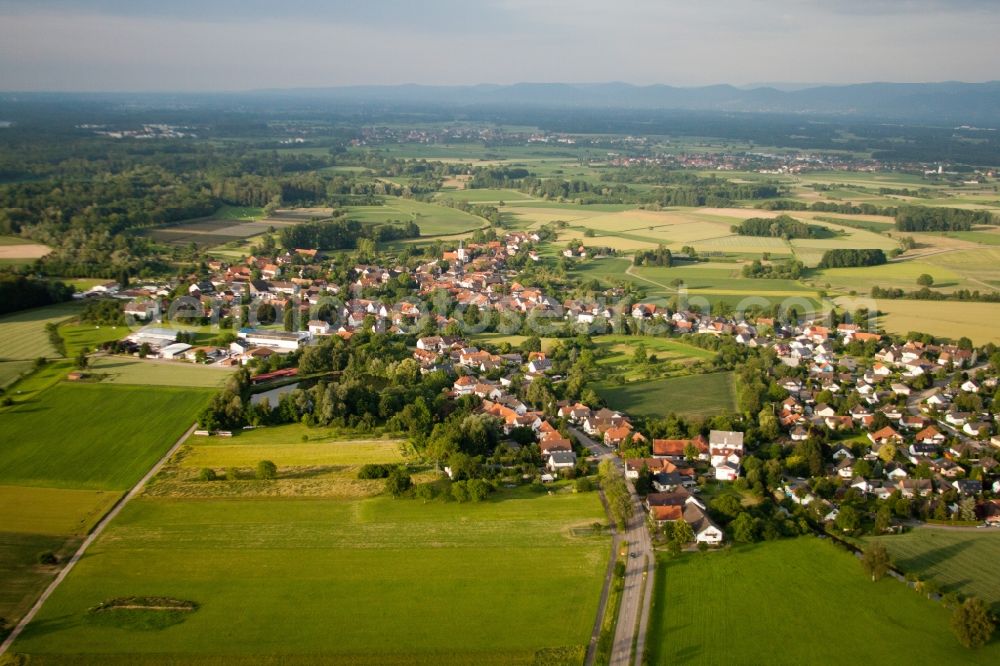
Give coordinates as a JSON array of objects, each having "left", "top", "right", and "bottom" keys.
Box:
[
  {"left": 278, "top": 218, "right": 419, "bottom": 250},
  {"left": 633, "top": 246, "right": 672, "bottom": 267},
  {"left": 870, "top": 285, "right": 1000, "bottom": 303},
  {"left": 0, "top": 275, "right": 73, "bottom": 315}
]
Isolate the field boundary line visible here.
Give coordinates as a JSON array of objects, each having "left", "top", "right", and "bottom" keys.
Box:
[
  {"left": 0, "top": 422, "right": 197, "bottom": 656},
  {"left": 624, "top": 264, "right": 679, "bottom": 294},
  {"left": 586, "top": 490, "right": 621, "bottom": 666}
]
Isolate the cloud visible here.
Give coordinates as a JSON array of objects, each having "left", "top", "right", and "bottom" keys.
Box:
[{"left": 0, "top": 1, "right": 997, "bottom": 91}]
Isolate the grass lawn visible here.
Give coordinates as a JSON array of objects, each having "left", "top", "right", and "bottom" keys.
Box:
[
  {"left": 0, "top": 359, "right": 33, "bottom": 388},
  {"left": 180, "top": 436, "right": 406, "bottom": 468},
  {"left": 647, "top": 537, "right": 1000, "bottom": 664},
  {"left": 86, "top": 356, "right": 233, "bottom": 388},
  {"left": 468, "top": 333, "right": 563, "bottom": 353},
  {"left": 0, "top": 531, "right": 81, "bottom": 630},
  {"left": 0, "top": 235, "right": 36, "bottom": 245},
  {"left": 867, "top": 527, "right": 1000, "bottom": 613},
  {"left": 434, "top": 188, "right": 536, "bottom": 203},
  {"left": 60, "top": 323, "right": 130, "bottom": 356},
  {"left": 0, "top": 485, "right": 120, "bottom": 536},
  {"left": 593, "top": 336, "right": 716, "bottom": 380},
  {"left": 813, "top": 261, "right": 965, "bottom": 293},
  {"left": 597, "top": 371, "right": 736, "bottom": 420},
  {"left": 0, "top": 383, "right": 213, "bottom": 490},
  {"left": 0, "top": 301, "right": 82, "bottom": 361},
  {"left": 213, "top": 205, "right": 263, "bottom": 221},
  {"left": 12, "top": 491, "right": 608, "bottom": 664}
]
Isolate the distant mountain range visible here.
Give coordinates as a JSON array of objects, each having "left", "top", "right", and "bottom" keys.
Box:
[{"left": 253, "top": 81, "right": 1000, "bottom": 124}]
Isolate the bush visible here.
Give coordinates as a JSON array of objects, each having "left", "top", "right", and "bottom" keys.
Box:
[
  {"left": 575, "top": 477, "right": 595, "bottom": 493},
  {"left": 358, "top": 464, "right": 393, "bottom": 480},
  {"left": 451, "top": 480, "right": 469, "bottom": 502},
  {"left": 414, "top": 483, "right": 436, "bottom": 501},
  {"left": 467, "top": 478, "right": 492, "bottom": 502},
  {"left": 385, "top": 467, "right": 412, "bottom": 497},
  {"left": 226, "top": 467, "right": 240, "bottom": 481},
  {"left": 38, "top": 551, "right": 59, "bottom": 565},
  {"left": 197, "top": 468, "right": 217, "bottom": 482},
  {"left": 255, "top": 460, "right": 277, "bottom": 480}
]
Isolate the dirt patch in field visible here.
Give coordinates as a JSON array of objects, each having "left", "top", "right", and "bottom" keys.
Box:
[
  {"left": 0, "top": 244, "right": 50, "bottom": 259},
  {"left": 442, "top": 175, "right": 471, "bottom": 189}
]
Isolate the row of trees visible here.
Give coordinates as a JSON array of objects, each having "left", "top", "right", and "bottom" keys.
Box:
[
  {"left": 598, "top": 459, "right": 633, "bottom": 530},
  {"left": 278, "top": 218, "right": 420, "bottom": 250},
  {"left": 633, "top": 246, "right": 672, "bottom": 267},
  {"left": 870, "top": 285, "right": 1000, "bottom": 303},
  {"left": 758, "top": 199, "right": 897, "bottom": 217},
  {"left": 741, "top": 258, "right": 805, "bottom": 279}
]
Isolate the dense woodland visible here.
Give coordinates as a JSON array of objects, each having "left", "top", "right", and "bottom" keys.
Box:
[
  {"left": 0, "top": 275, "right": 73, "bottom": 315},
  {"left": 733, "top": 215, "right": 826, "bottom": 239},
  {"left": 817, "top": 249, "right": 887, "bottom": 269},
  {"left": 895, "top": 206, "right": 995, "bottom": 231},
  {"left": 279, "top": 218, "right": 420, "bottom": 250}
]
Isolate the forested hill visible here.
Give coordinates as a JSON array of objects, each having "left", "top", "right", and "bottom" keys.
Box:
[{"left": 253, "top": 81, "right": 1000, "bottom": 124}]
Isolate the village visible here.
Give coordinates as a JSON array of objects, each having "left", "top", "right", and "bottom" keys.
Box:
[{"left": 70, "top": 228, "right": 1000, "bottom": 547}]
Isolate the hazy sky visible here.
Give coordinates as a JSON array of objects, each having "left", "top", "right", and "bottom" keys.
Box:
[{"left": 0, "top": 0, "right": 998, "bottom": 91}]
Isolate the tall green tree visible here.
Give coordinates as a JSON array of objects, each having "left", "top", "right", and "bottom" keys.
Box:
[
  {"left": 951, "top": 597, "right": 995, "bottom": 648},
  {"left": 861, "top": 542, "right": 891, "bottom": 582}
]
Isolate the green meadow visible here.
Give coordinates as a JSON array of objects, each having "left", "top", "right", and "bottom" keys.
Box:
[
  {"left": 0, "top": 383, "right": 213, "bottom": 490},
  {"left": 868, "top": 527, "right": 1000, "bottom": 613},
  {"left": 647, "top": 537, "right": 1000, "bottom": 664},
  {"left": 86, "top": 356, "right": 232, "bottom": 388},
  {"left": 12, "top": 489, "right": 608, "bottom": 664},
  {"left": 345, "top": 197, "right": 489, "bottom": 235},
  {"left": 597, "top": 371, "right": 736, "bottom": 420}
]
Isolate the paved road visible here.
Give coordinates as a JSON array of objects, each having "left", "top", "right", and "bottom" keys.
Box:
[
  {"left": 611, "top": 474, "right": 655, "bottom": 666},
  {"left": 0, "top": 422, "right": 197, "bottom": 656},
  {"left": 571, "top": 427, "right": 655, "bottom": 666}
]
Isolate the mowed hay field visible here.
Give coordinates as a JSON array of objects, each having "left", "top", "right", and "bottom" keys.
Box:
[
  {"left": 87, "top": 356, "right": 233, "bottom": 387},
  {"left": 0, "top": 301, "right": 81, "bottom": 360},
  {"left": 528, "top": 206, "right": 902, "bottom": 265},
  {"left": 154, "top": 426, "right": 414, "bottom": 501},
  {"left": 143, "top": 219, "right": 273, "bottom": 247},
  {"left": 12, "top": 490, "right": 608, "bottom": 664},
  {"left": 0, "top": 382, "right": 211, "bottom": 629},
  {"left": 0, "top": 485, "right": 120, "bottom": 536},
  {"left": 0, "top": 383, "right": 213, "bottom": 490},
  {"left": 179, "top": 435, "right": 405, "bottom": 469},
  {"left": 868, "top": 527, "right": 1000, "bottom": 613},
  {"left": 647, "top": 538, "right": 1000, "bottom": 665},
  {"left": 597, "top": 372, "right": 736, "bottom": 420},
  {"left": 834, "top": 297, "right": 1000, "bottom": 344}
]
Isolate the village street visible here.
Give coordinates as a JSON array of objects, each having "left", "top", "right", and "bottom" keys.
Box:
[{"left": 571, "top": 427, "right": 654, "bottom": 666}]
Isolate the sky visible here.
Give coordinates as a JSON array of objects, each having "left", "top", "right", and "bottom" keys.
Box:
[{"left": 0, "top": 0, "right": 998, "bottom": 92}]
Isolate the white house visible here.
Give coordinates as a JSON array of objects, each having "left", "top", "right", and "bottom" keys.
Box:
[
  {"left": 308, "top": 320, "right": 332, "bottom": 336},
  {"left": 546, "top": 451, "right": 577, "bottom": 474}
]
